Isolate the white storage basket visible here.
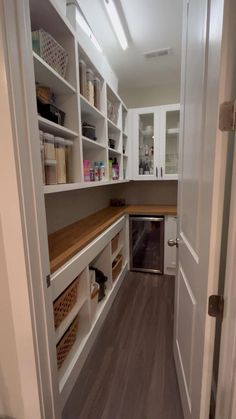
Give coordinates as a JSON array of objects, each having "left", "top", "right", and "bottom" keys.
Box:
[{"left": 32, "top": 29, "right": 69, "bottom": 78}]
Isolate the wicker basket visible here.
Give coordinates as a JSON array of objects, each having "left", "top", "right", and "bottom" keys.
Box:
[
  {"left": 112, "top": 254, "right": 123, "bottom": 282},
  {"left": 32, "top": 29, "right": 69, "bottom": 78},
  {"left": 111, "top": 232, "right": 120, "bottom": 254},
  {"left": 53, "top": 277, "right": 79, "bottom": 329},
  {"left": 56, "top": 315, "right": 79, "bottom": 369}
]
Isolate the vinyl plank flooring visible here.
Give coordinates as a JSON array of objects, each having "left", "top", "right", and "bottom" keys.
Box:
[{"left": 62, "top": 272, "right": 183, "bottom": 419}]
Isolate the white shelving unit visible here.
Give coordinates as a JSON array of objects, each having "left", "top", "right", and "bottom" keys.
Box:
[
  {"left": 49, "top": 215, "right": 128, "bottom": 408},
  {"left": 30, "top": 0, "right": 129, "bottom": 193}
]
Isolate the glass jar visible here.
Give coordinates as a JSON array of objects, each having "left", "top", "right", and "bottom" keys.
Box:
[
  {"left": 44, "top": 133, "right": 55, "bottom": 160},
  {"left": 55, "top": 137, "right": 66, "bottom": 184},
  {"left": 79, "top": 59, "right": 87, "bottom": 97},
  {"left": 86, "top": 68, "right": 94, "bottom": 106},
  {"left": 94, "top": 77, "right": 101, "bottom": 110}
]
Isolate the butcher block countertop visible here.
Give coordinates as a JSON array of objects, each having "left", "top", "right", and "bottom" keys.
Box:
[{"left": 48, "top": 205, "right": 177, "bottom": 274}]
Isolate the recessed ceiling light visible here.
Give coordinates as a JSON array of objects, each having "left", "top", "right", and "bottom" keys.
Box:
[{"left": 104, "top": 0, "right": 128, "bottom": 50}]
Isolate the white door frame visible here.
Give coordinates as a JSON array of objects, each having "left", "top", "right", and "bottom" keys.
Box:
[
  {"left": 0, "top": 1, "right": 60, "bottom": 417},
  {"left": 215, "top": 136, "right": 236, "bottom": 419}
]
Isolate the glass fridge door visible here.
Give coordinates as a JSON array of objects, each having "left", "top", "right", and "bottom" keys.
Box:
[{"left": 130, "top": 216, "right": 164, "bottom": 273}]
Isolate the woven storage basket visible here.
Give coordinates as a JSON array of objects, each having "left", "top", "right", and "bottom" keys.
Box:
[
  {"left": 111, "top": 232, "right": 120, "bottom": 254},
  {"left": 53, "top": 277, "right": 79, "bottom": 329},
  {"left": 112, "top": 254, "right": 123, "bottom": 282},
  {"left": 32, "top": 29, "right": 69, "bottom": 78},
  {"left": 56, "top": 315, "right": 79, "bottom": 369}
]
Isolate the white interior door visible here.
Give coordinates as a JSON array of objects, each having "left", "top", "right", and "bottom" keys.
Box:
[{"left": 174, "top": 0, "right": 230, "bottom": 418}]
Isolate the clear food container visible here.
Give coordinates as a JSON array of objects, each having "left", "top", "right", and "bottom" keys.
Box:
[
  {"left": 94, "top": 77, "right": 101, "bottom": 110},
  {"left": 86, "top": 68, "right": 94, "bottom": 106},
  {"left": 39, "top": 130, "right": 45, "bottom": 184},
  {"left": 44, "top": 133, "right": 55, "bottom": 160},
  {"left": 64, "top": 139, "right": 73, "bottom": 183},
  {"left": 55, "top": 137, "right": 66, "bottom": 184},
  {"left": 79, "top": 59, "right": 87, "bottom": 97},
  {"left": 45, "top": 159, "right": 57, "bottom": 185}
]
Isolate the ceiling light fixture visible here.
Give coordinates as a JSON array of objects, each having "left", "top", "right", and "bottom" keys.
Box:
[{"left": 104, "top": 0, "right": 128, "bottom": 50}]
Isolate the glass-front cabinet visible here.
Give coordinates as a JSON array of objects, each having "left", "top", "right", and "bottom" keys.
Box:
[
  {"left": 161, "top": 104, "right": 180, "bottom": 179},
  {"left": 132, "top": 107, "right": 160, "bottom": 180},
  {"left": 131, "top": 104, "right": 180, "bottom": 180}
]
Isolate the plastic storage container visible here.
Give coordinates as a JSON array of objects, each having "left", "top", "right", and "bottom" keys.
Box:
[
  {"left": 65, "top": 139, "right": 73, "bottom": 183},
  {"left": 44, "top": 133, "right": 55, "bottom": 160},
  {"left": 86, "top": 69, "right": 94, "bottom": 106},
  {"left": 45, "top": 159, "right": 57, "bottom": 185},
  {"left": 79, "top": 59, "right": 87, "bottom": 97},
  {"left": 39, "top": 130, "right": 45, "bottom": 184},
  {"left": 55, "top": 137, "right": 66, "bottom": 184},
  {"left": 94, "top": 77, "right": 101, "bottom": 110}
]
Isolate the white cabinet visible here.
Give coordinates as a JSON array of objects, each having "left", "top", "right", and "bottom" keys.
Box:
[
  {"left": 131, "top": 104, "right": 180, "bottom": 180},
  {"left": 164, "top": 216, "right": 177, "bottom": 275},
  {"left": 160, "top": 104, "right": 180, "bottom": 180}
]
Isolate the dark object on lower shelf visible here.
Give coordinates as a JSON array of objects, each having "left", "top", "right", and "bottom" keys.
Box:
[
  {"left": 108, "top": 138, "right": 116, "bottom": 149},
  {"left": 82, "top": 122, "right": 97, "bottom": 141},
  {"left": 37, "top": 99, "right": 65, "bottom": 126},
  {"left": 110, "top": 198, "right": 126, "bottom": 207},
  {"left": 90, "top": 267, "right": 108, "bottom": 302}
]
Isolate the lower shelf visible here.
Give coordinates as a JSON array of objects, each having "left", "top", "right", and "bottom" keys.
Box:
[{"left": 59, "top": 262, "right": 128, "bottom": 408}]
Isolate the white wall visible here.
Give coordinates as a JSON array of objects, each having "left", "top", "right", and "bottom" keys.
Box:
[
  {"left": 119, "top": 83, "right": 180, "bottom": 108},
  {"left": 45, "top": 181, "right": 178, "bottom": 233}
]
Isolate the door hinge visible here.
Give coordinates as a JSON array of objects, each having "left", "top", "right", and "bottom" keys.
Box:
[
  {"left": 219, "top": 100, "right": 236, "bottom": 131},
  {"left": 208, "top": 295, "right": 224, "bottom": 319},
  {"left": 46, "top": 274, "right": 51, "bottom": 288}
]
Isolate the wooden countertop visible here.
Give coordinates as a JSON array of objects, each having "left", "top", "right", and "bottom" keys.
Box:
[{"left": 48, "top": 205, "right": 177, "bottom": 274}]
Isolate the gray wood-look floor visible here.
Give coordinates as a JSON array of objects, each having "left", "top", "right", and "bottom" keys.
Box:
[{"left": 62, "top": 272, "right": 184, "bottom": 419}]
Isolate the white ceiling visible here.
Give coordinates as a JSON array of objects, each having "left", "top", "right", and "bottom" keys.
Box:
[{"left": 78, "top": 0, "right": 183, "bottom": 89}]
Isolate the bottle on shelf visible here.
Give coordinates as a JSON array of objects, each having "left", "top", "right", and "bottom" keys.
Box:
[
  {"left": 144, "top": 160, "right": 150, "bottom": 174},
  {"left": 83, "top": 160, "right": 90, "bottom": 182},
  {"left": 109, "top": 158, "right": 113, "bottom": 181},
  {"left": 94, "top": 162, "right": 99, "bottom": 181},
  {"left": 112, "top": 158, "right": 119, "bottom": 180},
  {"left": 139, "top": 159, "right": 144, "bottom": 175},
  {"left": 99, "top": 162, "right": 106, "bottom": 181}
]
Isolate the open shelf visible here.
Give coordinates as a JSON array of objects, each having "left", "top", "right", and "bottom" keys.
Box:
[
  {"left": 59, "top": 261, "right": 128, "bottom": 402},
  {"left": 33, "top": 52, "right": 76, "bottom": 95},
  {"left": 80, "top": 94, "right": 105, "bottom": 120},
  {"left": 82, "top": 136, "right": 106, "bottom": 150},
  {"left": 55, "top": 297, "right": 87, "bottom": 344},
  {"left": 108, "top": 119, "right": 121, "bottom": 134},
  {"left": 108, "top": 148, "right": 121, "bottom": 156},
  {"left": 38, "top": 116, "right": 78, "bottom": 138}
]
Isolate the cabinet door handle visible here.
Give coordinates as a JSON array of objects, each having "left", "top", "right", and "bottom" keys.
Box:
[
  {"left": 161, "top": 167, "right": 163, "bottom": 178},
  {"left": 156, "top": 167, "right": 158, "bottom": 178}
]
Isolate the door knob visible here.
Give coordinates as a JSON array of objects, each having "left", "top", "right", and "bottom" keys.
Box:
[{"left": 168, "top": 238, "right": 179, "bottom": 248}]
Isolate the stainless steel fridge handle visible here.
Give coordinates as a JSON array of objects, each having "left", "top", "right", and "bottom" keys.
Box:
[{"left": 156, "top": 167, "right": 158, "bottom": 178}]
